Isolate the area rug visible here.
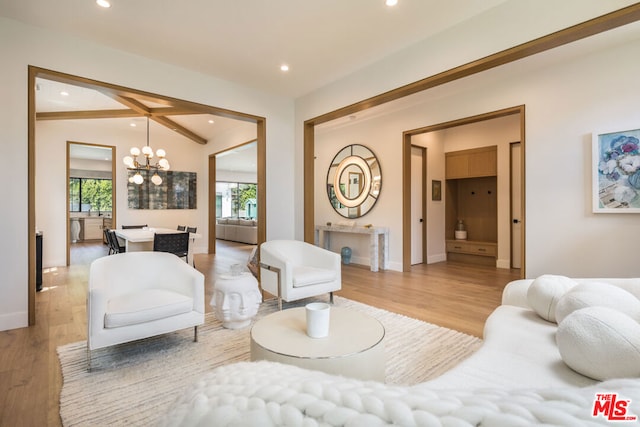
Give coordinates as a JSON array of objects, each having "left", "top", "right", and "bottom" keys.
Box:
[{"left": 58, "top": 296, "right": 481, "bottom": 426}]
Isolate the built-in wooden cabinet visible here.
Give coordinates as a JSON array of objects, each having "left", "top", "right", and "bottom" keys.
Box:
[
  {"left": 445, "top": 146, "right": 498, "bottom": 266},
  {"left": 445, "top": 146, "right": 497, "bottom": 179}
]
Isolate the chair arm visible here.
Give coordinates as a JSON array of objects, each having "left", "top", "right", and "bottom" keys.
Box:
[
  {"left": 260, "top": 247, "right": 293, "bottom": 300},
  {"left": 87, "top": 287, "right": 109, "bottom": 348}
]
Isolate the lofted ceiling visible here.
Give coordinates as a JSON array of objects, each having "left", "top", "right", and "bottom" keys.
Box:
[{"left": 1, "top": 0, "right": 515, "bottom": 98}]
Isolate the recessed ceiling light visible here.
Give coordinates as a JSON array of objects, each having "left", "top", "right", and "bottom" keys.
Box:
[
  {"left": 385, "top": 0, "right": 398, "bottom": 6},
  {"left": 60, "top": 91, "right": 69, "bottom": 96},
  {"left": 280, "top": 64, "right": 290, "bottom": 72},
  {"left": 96, "top": 0, "right": 111, "bottom": 8},
  {"left": 130, "top": 123, "right": 136, "bottom": 127},
  {"left": 208, "top": 119, "right": 215, "bottom": 124}
]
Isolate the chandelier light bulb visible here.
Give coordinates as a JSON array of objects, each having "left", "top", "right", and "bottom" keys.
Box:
[
  {"left": 142, "top": 146, "right": 153, "bottom": 157},
  {"left": 151, "top": 173, "right": 163, "bottom": 185},
  {"left": 158, "top": 158, "right": 169, "bottom": 170},
  {"left": 130, "top": 147, "right": 141, "bottom": 156},
  {"left": 133, "top": 173, "right": 144, "bottom": 185},
  {"left": 123, "top": 156, "right": 134, "bottom": 167},
  {"left": 128, "top": 176, "right": 134, "bottom": 183},
  {"left": 155, "top": 148, "right": 166, "bottom": 158}
]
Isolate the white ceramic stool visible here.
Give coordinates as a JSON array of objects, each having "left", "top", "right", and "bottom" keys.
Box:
[{"left": 211, "top": 272, "right": 261, "bottom": 329}]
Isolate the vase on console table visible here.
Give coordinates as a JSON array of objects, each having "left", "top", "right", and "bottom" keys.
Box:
[{"left": 341, "top": 247, "right": 352, "bottom": 265}]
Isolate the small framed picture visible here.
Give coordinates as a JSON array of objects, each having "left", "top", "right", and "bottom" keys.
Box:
[
  {"left": 592, "top": 128, "right": 640, "bottom": 213},
  {"left": 432, "top": 180, "right": 442, "bottom": 201}
]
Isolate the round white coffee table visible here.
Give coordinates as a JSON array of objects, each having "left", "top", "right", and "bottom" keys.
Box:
[{"left": 250, "top": 307, "right": 385, "bottom": 381}]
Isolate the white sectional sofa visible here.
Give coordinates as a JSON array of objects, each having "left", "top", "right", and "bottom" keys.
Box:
[
  {"left": 216, "top": 218, "right": 257, "bottom": 244},
  {"left": 163, "top": 276, "right": 640, "bottom": 426}
]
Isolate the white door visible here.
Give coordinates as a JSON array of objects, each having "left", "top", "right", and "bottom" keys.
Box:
[
  {"left": 411, "top": 146, "right": 425, "bottom": 265},
  {"left": 510, "top": 142, "right": 522, "bottom": 269}
]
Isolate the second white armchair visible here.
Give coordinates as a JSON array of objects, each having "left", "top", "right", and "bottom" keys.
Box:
[{"left": 259, "top": 240, "right": 341, "bottom": 310}]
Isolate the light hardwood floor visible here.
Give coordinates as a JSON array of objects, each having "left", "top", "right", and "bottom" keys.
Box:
[{"left": 0, "top": 240, "right": 519, "bottom": 426}]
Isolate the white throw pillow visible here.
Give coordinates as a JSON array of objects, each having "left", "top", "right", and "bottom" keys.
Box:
[
  {"left": 526, "top": 275, "right": 577, "bottom": 323},
  {"left": 556, "top": 306, "right": 640, "bottom": 381},
  {"left": 555, "top": 282, "right": 640, "bottom": 324}
]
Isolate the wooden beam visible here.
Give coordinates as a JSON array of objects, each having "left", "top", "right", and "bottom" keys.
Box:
[
  {"left": 107, "top": 94, "right": 208, "bottom": 144},
  {"left": 36, "top": 109, "right": 142, "bottom": 120},
  {"left": 153, "top": 115, "right": 208, "bottom": 145},
  {"left": 307, "top": 3, "right": 640, "bottom": 126}
]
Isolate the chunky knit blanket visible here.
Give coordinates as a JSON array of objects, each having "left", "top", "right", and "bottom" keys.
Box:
[{"left": 162, "top": 361, "right": 640, "bottom": 426}]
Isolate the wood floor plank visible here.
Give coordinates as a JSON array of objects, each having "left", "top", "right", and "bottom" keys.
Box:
[{"left": 0, "top": 240, "right": 519, "bottom": 425}]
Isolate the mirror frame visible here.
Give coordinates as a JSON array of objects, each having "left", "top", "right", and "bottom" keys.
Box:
[{"left": 326, "top": 144, "right": 381, "bottom": 218}]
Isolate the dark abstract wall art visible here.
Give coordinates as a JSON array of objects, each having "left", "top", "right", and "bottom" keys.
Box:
[{"left": 128, "top": 170, "right": 197, "bottom": 209}]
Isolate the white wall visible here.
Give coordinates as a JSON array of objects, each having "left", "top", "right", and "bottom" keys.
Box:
[
  {"left": 413, "top": 115, "right": 521, "bottom": 268},
  {"left": 315, "top": 105, "right": 519, "bottom": 271},
  {"left": 0, "top": 17, "right": 294, "bottom": 331},
  {"left": 300, "top": 22, "right": 640, "bottom": 279}
]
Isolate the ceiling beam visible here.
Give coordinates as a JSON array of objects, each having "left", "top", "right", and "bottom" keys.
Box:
[
  {"left": 36, "top": 109, "right": 142, "bottom": 120},
  {"left": 107, "top": 94, "right": 208, "bottom": 145},
  {"left": 153, "top": 115, "right": 208, "bottom": 145}
]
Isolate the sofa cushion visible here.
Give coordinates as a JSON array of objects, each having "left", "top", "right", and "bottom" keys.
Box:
[
  {"left": 557, "top": 306, "right": 640, "bottom": 381},
  {"left": 217, "top": 218, "right": 228, "bottom": 224},
  {"left": 227, "top": 218, "right": 240, "bottom": 225},
  {"left": 527, "top": 274, "right": 577, "bottom": 323},
  {"left": 555, "top": 282, "right": 640, "bottom": 324},
  {"left": 105, "top": 289, "right": 193, "bottom": 328},
  {"left": 292, "top": 266, "right": 337, "bottom": 288},
  {"left": 239, "top": 219, "right": 254, "bottom": 226}
]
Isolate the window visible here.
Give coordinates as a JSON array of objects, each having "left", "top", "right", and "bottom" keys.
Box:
[
  {"left": 69, "top": 177, "right": 113, "bottom": 213},
  {"left": 216, "top": 181, "right": 257, "bottom": 219}
]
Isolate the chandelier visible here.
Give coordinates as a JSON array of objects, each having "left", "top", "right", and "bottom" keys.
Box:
[{"left": 123, "top": 116, "right": 170, "bottom": 185}]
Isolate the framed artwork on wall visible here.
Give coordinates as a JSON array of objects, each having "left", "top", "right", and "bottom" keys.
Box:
[
  {"left": 432, "top": 180, "right": 442, "bottom": 201},
  {"left": 128, "top": 170, "right": 197, "bottom": 209},
  {"left": 592, "top": 128, "right": 640, "bottom": 213}
]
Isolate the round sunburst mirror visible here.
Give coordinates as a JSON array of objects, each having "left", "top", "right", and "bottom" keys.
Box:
[{"left": 326, "top": 144, "right": 382, "bottom": 218}]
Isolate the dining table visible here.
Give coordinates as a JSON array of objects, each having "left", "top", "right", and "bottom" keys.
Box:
[{"left": 114, "top": 227, "right": 201, "bottom": 266}]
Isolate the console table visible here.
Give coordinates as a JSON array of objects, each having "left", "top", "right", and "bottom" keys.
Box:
[{"left": 315, "top": 225, "right": 389, "bottom": 272}]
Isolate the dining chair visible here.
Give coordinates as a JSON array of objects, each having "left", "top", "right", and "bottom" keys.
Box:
[
  {"left": 153, "top": 232, "right": 191, "bottom": 266},
  {"left": 104, "top": 229, "right": 114, "bottom": 255},
  {"left": 187, "top": 226, "right": 197, "bottom": 233},
  {"left": 177, "top": 225, "right": 186, "bottom": 231},
  {"left": 107, "top": 230, "right": 126, "bottom": 254},
  {"left": 122, "top": 224, "right": 147, "bottom": 229}
]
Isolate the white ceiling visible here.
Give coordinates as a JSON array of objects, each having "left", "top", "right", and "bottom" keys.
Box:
[{"left": 1, "top": 0, "right": 513, "bottom": 98}]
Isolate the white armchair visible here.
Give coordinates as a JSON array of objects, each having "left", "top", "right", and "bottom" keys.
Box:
[
  {"left": 87, "top": 251, "right": 204, "bottom": 370},
  {"left": 259, "top": 240, "right": 341, "bottom": 310}
]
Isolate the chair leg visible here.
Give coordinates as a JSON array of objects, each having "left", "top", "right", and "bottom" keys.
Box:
[
  {"left": 330, "top": 292, "right": 334, "bottom": 304},
  {"left": 194, "top": 325, "right": 198, "bottom": 342}
]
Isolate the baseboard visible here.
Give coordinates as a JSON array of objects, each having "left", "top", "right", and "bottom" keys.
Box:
[
  {"left": 427, "top": 253, "right": 447, "bottom": 264},
  {"left": 0, "top": 311, "right": 28, "bottom": 332},
  {"left": 341, "top": 256, "right": 402, "bottom": 272},
  {"left": 496, "top": 259, "right": 511, "bottom": 269}
]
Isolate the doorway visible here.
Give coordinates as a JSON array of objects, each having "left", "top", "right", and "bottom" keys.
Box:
[
  {"left": 410, "top": 145, "right": 426, "bottom": 265},
  {"left": 66, "top": 141, "right": 116, "bottom": 266},
  {"left": 402, "top": 106, "right": 526, "bottom": 275},
  {"left": 28, "top": 66, "right": 267, "bottom": 326},
  {"left": 209, "top": 140, "right": 259, "bottom": 255},
  {"left": 510, "top": 142, "right": 522, "bottom": 269}
]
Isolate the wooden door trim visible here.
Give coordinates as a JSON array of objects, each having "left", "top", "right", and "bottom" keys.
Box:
[
  {"left": 29, "top": 66, "right": 265, "bottom": 325},
  {"left": 303, "top": 4, "right": 640, "bottom": 245},
  {"left": 66, "top": 141, "right": 117, "bottom": 266},
  {"left": 209, "top": 136, "right": 266, "bottom": 253}
]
